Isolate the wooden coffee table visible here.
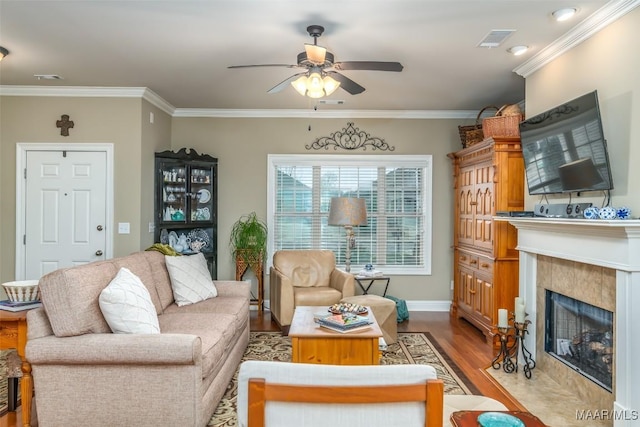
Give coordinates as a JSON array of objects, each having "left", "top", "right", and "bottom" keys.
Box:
[
  {"left": 289, "top": 306, "right": 382, "bottom": 365},
  {"left": 450, "top": 410, "right": 547, "bottom": 426}
]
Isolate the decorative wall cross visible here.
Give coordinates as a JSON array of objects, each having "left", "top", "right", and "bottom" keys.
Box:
[
  {"left": 56, "top": 114, "right": 74, "bottom": 136},
  {"left": 306, "top": 122, "right": 395, "bottom": 151}
]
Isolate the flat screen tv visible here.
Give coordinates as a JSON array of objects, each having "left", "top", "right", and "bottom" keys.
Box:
[{"left": 519, "top": 90, "right": 614, "bottom": 195}]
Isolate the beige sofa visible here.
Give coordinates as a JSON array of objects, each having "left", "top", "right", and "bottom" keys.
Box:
[
  {"left": 26, "top": 250, "right": 250, "bottom": 427},
  {"left": 270, "top": 250, "right": 355, "bottom": 331}
]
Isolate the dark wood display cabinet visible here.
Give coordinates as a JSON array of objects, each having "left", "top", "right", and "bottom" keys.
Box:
[{"left": 154, "top": 148, "right": 218, "bottom": 278}]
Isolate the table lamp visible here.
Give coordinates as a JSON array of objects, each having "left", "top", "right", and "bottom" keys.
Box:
[{"left": 328, "top": 197, "right": 367, "bottom": 272}]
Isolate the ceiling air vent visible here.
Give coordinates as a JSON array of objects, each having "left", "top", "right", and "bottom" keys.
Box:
[{"left": 477, "top": 30, "right": 516, "bottom": 48}]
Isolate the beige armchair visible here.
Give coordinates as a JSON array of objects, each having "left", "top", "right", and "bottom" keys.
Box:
[{"left": 269, "top": 250, "right": 355, "bottom": 331}]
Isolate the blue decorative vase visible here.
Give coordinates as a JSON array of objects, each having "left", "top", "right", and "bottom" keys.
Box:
[
  {"left": 616, "top": 206, "right": 632, "bottom": 219},
  {"left": 598, "top": 206, "right": 617, "bottom": 220},
  {"left": 583, "top": 206, "right": 600, "bottom": 219}
]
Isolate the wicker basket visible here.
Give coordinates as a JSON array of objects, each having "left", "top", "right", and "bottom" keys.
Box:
[
  {"left": 482, "top": 104, "right": 523, "bottom": 138},
  {"left": 458, "top": 106, "right": 498, "bottom": 148}
]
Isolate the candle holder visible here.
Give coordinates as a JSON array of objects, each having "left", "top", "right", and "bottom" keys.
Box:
[
  {"left": 491, "top": 324, "right": 518, "bottom": 374},
  {"left": 514, "top": 319, "right": 536, "bottom": 379},
  {"left": 491, "top": 314, "right": 536, "bottom": 378}
]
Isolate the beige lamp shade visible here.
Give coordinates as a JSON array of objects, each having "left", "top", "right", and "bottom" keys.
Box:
[{"left": 328, "top": 197, "right": 367, "bottom": 226}]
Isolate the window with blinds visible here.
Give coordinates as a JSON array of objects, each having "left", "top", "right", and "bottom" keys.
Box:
[{"left": 267, "top": 154, "right": 432, "bottom": 275}]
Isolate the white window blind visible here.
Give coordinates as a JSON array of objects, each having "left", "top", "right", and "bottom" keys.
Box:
[{"left": 267, "top": 154, "right": 432, "bottom": 275}]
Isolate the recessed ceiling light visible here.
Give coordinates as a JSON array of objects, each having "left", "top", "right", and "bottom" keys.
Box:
[
  {"left": 507, "top": 45, "right": 529, "bottom": 56},
  {"left": 34, "top": 74, "right": 63, "bottom": 80},
  {"left": 552, "top": 8, "right": 577, "bottom": 22}
]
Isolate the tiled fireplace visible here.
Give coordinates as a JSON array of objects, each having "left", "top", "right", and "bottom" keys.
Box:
[{"left": 502, "top": 217, "right": 640, "bottom": 427}]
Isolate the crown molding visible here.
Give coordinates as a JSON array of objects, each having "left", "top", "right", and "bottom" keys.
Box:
[
  {"left": 0, "top": 85, "right": 478, "bottom": 118},
  {"left": 513, "top": 0, "right": 640, "bottom": 78},
  {"left": 0, "top": 85, "right": 175, "bottom": 115},
  {"left": 171, "top": 108, "right": 480, "bottom": 119}
]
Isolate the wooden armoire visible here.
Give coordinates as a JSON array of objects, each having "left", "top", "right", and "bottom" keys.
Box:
[{"left": 448, "top": 136, "right": 524, "bottom": 341}]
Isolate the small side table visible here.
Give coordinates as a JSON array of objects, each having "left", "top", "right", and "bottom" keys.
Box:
[
  {"left": 0, "top": 310, "right": 34, "bottom": 427},
  {"left": 354, "top": 276, "right": 390, "bottom": 297},
  {"left": 235, "top": 253, "right": 264, "bottom": 314},
  {"left": 450, "top": 410, "right": 547, "bottom": 426}
]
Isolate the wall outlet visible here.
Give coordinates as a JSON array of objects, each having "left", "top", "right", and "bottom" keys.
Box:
[
  {"left": 450, "top": 280, "right": 454, "bottom": 290},
  {"left": 149, "top": 222, "right": 155, "bottom": 233},
  {"left": 118, "top": 222, "right": 130, "bottom": 234}
]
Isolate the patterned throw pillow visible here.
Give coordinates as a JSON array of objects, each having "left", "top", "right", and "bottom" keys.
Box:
[
  {"left": 165, "top": 253, "right": 217, "bottom": 306},
  {"left": 99, "top": 267, "right": 161, "bottom": 334}
]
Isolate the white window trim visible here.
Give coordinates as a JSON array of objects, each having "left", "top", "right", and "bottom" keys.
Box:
[{"left": 266, "top": 154, "right": 432, "bottom": 275}]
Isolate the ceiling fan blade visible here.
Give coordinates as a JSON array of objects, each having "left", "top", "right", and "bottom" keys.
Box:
[
  {"left": 304, "top": 44, "right": 326, "bottom": 65},
  {"left": 267, "top": 72, "right": 307, "bottom": 93},
  {"left": 326, "top": 72, "right": 365, "bottom": 95},
  {"left": 334, "top": 61, "right": 404, "bottom": 72},
  {"left": 228, "top": 64, "right": 299, "bottom": 69}
]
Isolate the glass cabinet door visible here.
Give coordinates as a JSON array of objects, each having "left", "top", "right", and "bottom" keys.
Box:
[
  {"left": 189, "top": 166, "right": 214, "bottom": 223},
  {"left": 160, "top": 161, "right": 188, "bottom": 223}
]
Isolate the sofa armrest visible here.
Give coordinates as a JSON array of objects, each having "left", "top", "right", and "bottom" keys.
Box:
[
  {"left": 330, "top": 269, "right": 355, "bottom": 297},
  {"left": 214, "top": 280, "right": 251, "bottom": 299},
  {"left": 26, "top": 333, "right": 202, "bottom": 365},
  {"left": 270, "top": 267, "right": 295, "bottom": 327}
]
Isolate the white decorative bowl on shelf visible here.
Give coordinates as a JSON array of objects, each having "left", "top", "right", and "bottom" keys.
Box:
[
  {"left": 583, "top": 206, "right": 600, "bottom": 219},
  {"left": 1, "top": 280, "right": 40, "bottom": 302},
  {"left": 616, "top": 206, "right": 632, "bottom": 219},
  {"left": 598, "top": 206, "right": 618, "bottom": 220}
]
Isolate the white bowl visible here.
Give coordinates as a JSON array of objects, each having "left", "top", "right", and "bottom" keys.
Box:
[{"left": 1, "top": 280, "right": 40, "bottom": 302}]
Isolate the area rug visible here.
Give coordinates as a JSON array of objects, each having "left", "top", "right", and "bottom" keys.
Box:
[{"left": 208, "top": 331, "right": 478, "bottom": 426}]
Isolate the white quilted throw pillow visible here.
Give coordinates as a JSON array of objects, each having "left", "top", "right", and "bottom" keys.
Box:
[
  {"left": 165, "top": 253, "right": 217, "bottom": 306},
  {"left": 99, "top": 267, "right": 160, "bottom": 334}
]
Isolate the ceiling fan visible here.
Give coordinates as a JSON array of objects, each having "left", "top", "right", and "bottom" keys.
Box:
[{"left": 228, "top": 25, "right": 403, "bottom": 98}]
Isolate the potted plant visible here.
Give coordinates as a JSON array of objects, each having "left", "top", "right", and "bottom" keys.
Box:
[{"left": 229, "top": 212, "right": 268, "bottom": 265}]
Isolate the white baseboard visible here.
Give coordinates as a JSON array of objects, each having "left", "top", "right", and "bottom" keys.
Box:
[{"left": 254, "top": 299, "right": 451, "bottom": 312}]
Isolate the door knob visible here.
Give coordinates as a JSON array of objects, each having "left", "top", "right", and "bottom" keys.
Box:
[
  {"left": 96, "top": 250, "right": 103, "bottom": 256},
  {"left": 97, "top": 225, "right": 103, "bottom": 231}
]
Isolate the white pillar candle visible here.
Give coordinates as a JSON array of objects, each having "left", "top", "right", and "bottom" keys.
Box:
[
  {"left": 515, "top": 297, "right": 522, "bottom": 307},
  {"left": 515, "top": 303, "right": 526, "bottom": 323},
  {"left": 498, "top": 308, "right": 508, "bottom": 328}
]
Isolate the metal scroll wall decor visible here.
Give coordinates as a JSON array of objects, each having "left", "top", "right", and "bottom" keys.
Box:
[{"left": 306, "top": 122, "right": 395, "bottom": 151}]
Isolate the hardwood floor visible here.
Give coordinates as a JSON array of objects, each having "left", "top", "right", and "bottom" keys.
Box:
[{"left": 1, "top": 310, "right": 523, "bottom": 427}]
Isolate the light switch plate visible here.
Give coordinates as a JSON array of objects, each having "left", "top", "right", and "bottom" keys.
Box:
[{"left": 118, "top": 222, "right": 130, "bottom": 234}]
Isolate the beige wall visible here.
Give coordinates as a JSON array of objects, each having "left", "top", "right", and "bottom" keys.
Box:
[
  {"left": 171, "top": 117, "right": 461, "bottom": 301},
  {"left": 0, "top": 96, "right": 147, "bottom": 284},
  {"left": 141, "top": 101, "right": 172, "bottom": 249},
  {"left": 524, "top": 7, "right": 640, "bottom": 213}
]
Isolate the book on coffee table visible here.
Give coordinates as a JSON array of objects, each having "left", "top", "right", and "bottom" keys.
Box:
[
  {"left": 0, "top": 299, "right": 43, "bottom": 312},
  {"left": 317, "top": 313, "right": 372, "bottom": 333}
]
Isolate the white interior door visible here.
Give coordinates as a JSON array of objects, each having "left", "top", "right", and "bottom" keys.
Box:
[{"left": 24, "top": 150, "right": 108, "bottom": 279}]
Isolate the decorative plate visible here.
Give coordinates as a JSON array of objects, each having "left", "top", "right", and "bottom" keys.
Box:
[
  {"left": 617, "top": 206, "right": 631, "bottom": 219},
  {"left": 477, "top": 412, "right": 525, "bottom": 427},
  {"left": 329, "top": 303, "right": 367, "bottom": 315},
  {"left": 187, "top": 228, "right": 211, "bottom": 252},
  {"left": 598, "top": 206, "right": 617, "bottom": 220},
  {"left": 197, "top": 188, "right": 211, "bottom": 204},
  {"left": 583, "top": 206, "right": 599, "bottom": 219}
]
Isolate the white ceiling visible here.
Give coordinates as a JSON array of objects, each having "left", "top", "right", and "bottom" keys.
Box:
[{"left": 0, "top": 0, "right": 626, "bottom": 114}]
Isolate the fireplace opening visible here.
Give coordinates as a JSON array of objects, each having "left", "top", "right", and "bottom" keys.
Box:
[{"left": 545, "top": 290, "right": 613, "bottom": 392}]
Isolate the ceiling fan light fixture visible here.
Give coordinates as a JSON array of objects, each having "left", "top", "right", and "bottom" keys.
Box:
[
  {"left": 323, "top": 75, "right": 340, "bottom": 96},
  {"left": 0, "top": 46, "right": 9, "bottom": 61},
  {"left": 291, "top": 75, "right": 308, "bottom": 96},
  {"left": 306, "top": 71, "right": 323, "bottom": 91},
  {"left": 305, "top": 44, "right": 327, "bottom": 65},
  {"left": 552, "top": 7, "right": 577, "bottom": 22}
]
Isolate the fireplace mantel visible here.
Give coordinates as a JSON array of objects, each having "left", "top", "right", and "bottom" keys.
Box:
[
  {"left": 500, "top": 217, "right": 640, "bottom": 426},
  {"left": 496, "top": 217, "right": 640, "bottom": 271}
]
